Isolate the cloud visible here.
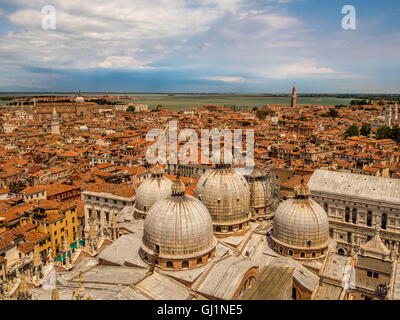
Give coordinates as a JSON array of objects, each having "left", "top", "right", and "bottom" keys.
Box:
[
  {"left": 0, "top": 0, "right": 398, "bottom": 92},
  {"left": 275, "top": 62, "right": 337, "bottom": 77},
  {"left": 204, "top": 76, "right": 247, "bottom": 83}
]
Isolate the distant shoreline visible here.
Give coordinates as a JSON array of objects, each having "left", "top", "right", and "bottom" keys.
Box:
[{"left": 0, "top": 92, "right": 399, "bottom": 97}]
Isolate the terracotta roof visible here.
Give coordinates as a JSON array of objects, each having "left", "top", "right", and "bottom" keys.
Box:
[{"left": 85, "top": 181, "right": 135, "bottom": 198}]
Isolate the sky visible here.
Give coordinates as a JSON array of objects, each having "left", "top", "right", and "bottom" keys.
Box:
[{"left": 0, "top": 0, "right": 399, "bottom": 93}]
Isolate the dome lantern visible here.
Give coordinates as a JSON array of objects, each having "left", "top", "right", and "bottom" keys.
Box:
[{"left": 171, "top": 175, "right": 185, "bottom": 196}]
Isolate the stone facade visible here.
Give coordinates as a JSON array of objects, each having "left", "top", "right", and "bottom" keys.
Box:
[{"left": 308, "top": 170, "right": 400, "bottom": 257}]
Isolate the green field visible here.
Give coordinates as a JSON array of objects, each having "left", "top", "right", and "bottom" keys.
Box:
[
  {"left": 125, "top": 94, "right": 353, "bottom": 110},
  {"left": 0, "top": 93, "right": 354, "bottom": 110}
]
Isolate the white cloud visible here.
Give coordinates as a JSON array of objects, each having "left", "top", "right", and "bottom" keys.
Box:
[
  {"left": 98, "top": 55, "right": 151, "bottom": 69},
  {"left": 205, "top": 76, "right": 247, "bottom": 83}
]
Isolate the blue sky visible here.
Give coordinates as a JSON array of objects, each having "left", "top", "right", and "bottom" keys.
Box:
[{"left": 0, "top": 0, "right": 399, "bottom": 93}]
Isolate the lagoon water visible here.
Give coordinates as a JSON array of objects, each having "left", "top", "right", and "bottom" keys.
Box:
[{"left": 0, "top": 93, "right": 353, "bottom": 110}]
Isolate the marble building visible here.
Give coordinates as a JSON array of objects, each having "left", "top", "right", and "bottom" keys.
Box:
[{"left": 308, "top": 169, "right": 400, "bottom": 257}]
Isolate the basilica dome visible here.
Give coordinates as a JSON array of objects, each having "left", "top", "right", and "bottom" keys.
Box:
[
  {"left": 245, "top": 167, "right": 273, "bottom": 220},
  {"left": 194, "top": 148, "right": 251, "bottom": 237},
  {"left": 141, "top": 177, "right": 217, "bottom": 270},
  {"left": 134, "top": 165, "right": 172, "bottom": 219},
  {"left": 271, "top": 178, "right": 329, "bottom": 259}
]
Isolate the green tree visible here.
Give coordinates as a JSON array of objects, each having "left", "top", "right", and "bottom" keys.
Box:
[
  {"left": 127, "top": 106, "right": 136, "bottom": 112},
  {"left": 9, "top": 181, "right": 27, "bottom": 193},
  {"left": 360, "top": 124, "right": 371, "bottom": 137},
  {"left": 326, "top": 108, "right": 339, "bottom": 118},
  {"left": 376, "top": 126, "right": 392, "bottom": 140},
  {"left": 391, "top": 126, "right": 400, "bottom": 142},
  {"left": 345, "top": 125, "right": 359, "bottom": 137}
]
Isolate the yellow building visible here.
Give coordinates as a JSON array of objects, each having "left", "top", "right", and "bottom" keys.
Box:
[{"left": 21, "top": 200, "right": 78, "bottom": 259}]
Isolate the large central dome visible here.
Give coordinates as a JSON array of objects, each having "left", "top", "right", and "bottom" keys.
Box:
[
  {"left": 194, "top": 148, "right": 251, "bottom": 237},
  {"left": 270, "top": 178, "right": 329, "bottom": 260},
  {"left": 141, "top": 177, "right": 217, "bottom": 270}
]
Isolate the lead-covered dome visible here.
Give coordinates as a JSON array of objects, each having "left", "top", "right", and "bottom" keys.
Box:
[
  {"left": 141, "top": 177, "right": 217, "bottom": 270},
  {"left": 134, "top": 165, "right": 172, "bottom": 219},
  {"left": 194, "top": 148, "right": 251, "bottom": 237},
  {"left": 245, "top": 167, "right": 273, "bottom": 220},
  {"left": 270, "top": 178, "right": 329, "bottom": 259}
]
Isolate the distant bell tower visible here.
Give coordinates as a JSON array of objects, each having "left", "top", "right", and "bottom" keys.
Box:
[
  {"left": 291, "top": 84, "right": 297, "bottom": 108},
  {"left": 51, "top": 107, "right": 60, "bottom": 135},
  {"left": 385, "top": 105, "right": 393, "bottom": 128}
]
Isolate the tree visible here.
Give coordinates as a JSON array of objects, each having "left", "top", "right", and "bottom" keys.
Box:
[
  {"left": 9, "top": 181, "right": 27, "bottom": 193},
  {"left": 360, "top": 124, "right": 371, "bottom": 137},
  {"left": 392, "top": 126, "right": 400, "bottom": 142},
  {"left": 376, "top": 126, "right": 392, "bottom": 140},
  {"left": 126, "top": 106, "right": 135, "bottom": 112},
  {"left": 345, "top": 125, "right": 359, "bottom": 137},
  {"left": 325, "top": 108, "right": 339, "bottom": 118}
]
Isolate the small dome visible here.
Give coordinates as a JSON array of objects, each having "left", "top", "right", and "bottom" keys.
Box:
[
  {"left": 271, "top": 179, "right": 329, "bottom": 258},
  {"left": 134, "top": 165, "right": 172, "bottom": 218},
  {"left": 75, "top": 96, "right": 85, "bottom": 103},
  {"left": 79, "top": 125, "right": 88, "bottom": 132},
  {"left": 141, "top": 178, "right": 217, "bottom": 269},
  {"left": 244, "top": 167, "right": 273, "bottom": 216}
]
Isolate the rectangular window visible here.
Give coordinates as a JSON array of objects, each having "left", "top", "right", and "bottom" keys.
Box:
[
  {"left": 373, "top": 272, "right": 379, "bottom": 279},
  {"left": 367, "top": 271, "right": 372, "bottom": 277}
]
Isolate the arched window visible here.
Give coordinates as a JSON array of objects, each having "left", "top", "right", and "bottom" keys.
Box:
[
  {"left": 307, "top": 240, "right": 311, "bottom": 247},
  {"left": 155, "top": 244, "right": 160, "bottom": 254},
  {"left": 197, "top": 257, "right": 202, "bottom": 265},
  {"left": 228, "top": 226, "right": 233, "bottom": 232},
  {"left": 216, "top": 226, "right": 221, "bottom": 232},
  {"left": 182, "top": 260, "right": 189, "bottom": 268},
  {"left": 338, "top": 248, "right": 345, "bottom": 256},
  {"left": 367, "top": 211, "right": 372, "bottom": 227},
  {"left": 279, "top": 246, "right": 283, "bottom": 253},
  {"left": 324, "top": 203, "right": 328, "bottom": 213},
  {"left": 166, "top": 261, "right": 173, "bottom": 268},
  {"left": 345, "top": 207, "right": 350, "bottom": 223},
  {"left": 312, "top": 252, "right": 316, "bottom": 258},
  {"left": 300, "top": 252, "right": 305, "bottom": 258},
  {"left": 382, "top": 213, "right": 387, "bottom": 230},
  {"left": 352, "top": 208, "right": 357, "bottom": 224},
  {"left": 288, "top": 250, "right": 293, "bottom": 256}
]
